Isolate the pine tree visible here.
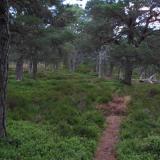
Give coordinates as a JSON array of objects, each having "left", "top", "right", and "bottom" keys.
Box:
[{"left": 0, "top": 0, "right": 10, "bottom": 137}]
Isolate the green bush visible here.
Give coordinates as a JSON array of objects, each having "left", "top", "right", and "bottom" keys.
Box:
[
  {"left": 0, "top": 120, "right": 97, "bottom": 160},
  {"left": 118, "top": 84, "right": 160, "bottom": 160},
  {"left": 1, "top": 71, "right": 120, "bottom": 160}
]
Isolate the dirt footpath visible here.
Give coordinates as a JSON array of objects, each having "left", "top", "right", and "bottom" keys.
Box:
[{"left": 94, "top": 96, "right": 131, "bottom": 160}]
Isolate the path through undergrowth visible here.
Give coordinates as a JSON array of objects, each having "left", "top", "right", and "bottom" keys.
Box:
[{"left": 94, "top": 96, "right": 131, "bottom": 160}]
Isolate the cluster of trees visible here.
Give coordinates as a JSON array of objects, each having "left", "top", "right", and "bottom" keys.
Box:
[
  {"left": 7, "top": 0, "right": 160, "bottom": 85},
  {"left": 0, "top": 0, "right": 160, "bottom": 137},
  {"left": 84, "top": 0, "right": 160, "bottom": 84},
  {"left": 9, "top": 0, "right": 84, "bottom": 80},
  {"left": 0, "top": 0, "right": 83, "bottom": 137}
]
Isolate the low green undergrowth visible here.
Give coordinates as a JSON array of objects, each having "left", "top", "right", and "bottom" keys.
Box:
[
  {"left": 118, "top": 84, "right": 160, "bottom": 160},
  {"left": 0, "top": 71, "right": 121, "bottom": 160}
]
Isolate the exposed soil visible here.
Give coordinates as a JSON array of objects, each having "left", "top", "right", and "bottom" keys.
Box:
[{"left": 94, "top": 96, "right": 131, "bottom": 160}]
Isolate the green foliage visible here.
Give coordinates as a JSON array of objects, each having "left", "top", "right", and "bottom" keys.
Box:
[
  {"left": 43, "top": 28, "right": 75, "bottom": 47},
  {"left": 1, "top": 72, "right": 121, "bottom": 160},
  {"left": 0, "top": 121, "right": 96, "bottom": 160},
  {"left": 16, "top": 15, "right": 42, "bottom": 25},
  {"left": 10, "top": 0, "right": 80, "bottom": 67},
  {"left": 118, "top": 84, "right": 160, "bottom": 160}
]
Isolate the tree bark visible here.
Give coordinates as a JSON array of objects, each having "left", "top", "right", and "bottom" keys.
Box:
[
  {"left": 53, "top": 61, "right": 59, "bottom": 71},
  {"left": 28, "top": 61, "right": 33, "bottom": 74},
  {"left": 117, "top": 65, "right": 123, "bottom": 80},
  {"left": 98, "top": 51, "right": 102, "bottom": 78},
  {"left": 16, "top": 55, "right": 24, "bottom": 81},
  {"left": 44, "top": 62, "right": 48, "bottom": 70},
  {"left": 32, "top": 58, "right": 37, "bottom": 79},
  {"left": 98, "top": 47, "right": 107, "bottom": 78},
  {"left": 107, "top": 62, "right": 114, "bottom": 78},
  {"left": 123, "top": 58, "right": 133, "bottom": 85},
  {"left": 0, "top": 0, "right": 9, "bottom": 138},
  {"left": 68, "top": 53, "right": 76, "bottom": 72}
]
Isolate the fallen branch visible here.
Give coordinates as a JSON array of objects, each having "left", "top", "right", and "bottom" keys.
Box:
[{"left": 139, "top": 74, "right": 160, "bottom": 84}]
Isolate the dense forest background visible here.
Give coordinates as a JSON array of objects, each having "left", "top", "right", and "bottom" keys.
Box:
[
  {"left": 8, "top": 0, "right": 160, "bottom": 84},
  {"left": 0, "top": 0, "right": 160, "bottom": 160}
]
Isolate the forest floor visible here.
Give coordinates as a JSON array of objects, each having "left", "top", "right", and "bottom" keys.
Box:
[
  {"left": 0, "top": 71, "right": 122, "bottom": 160},
  {"left": 2, "top": 71, "right": 160, "bottom": 160},
  {"left": 94, "top": 96, "right": 131, "bottom": 160}
]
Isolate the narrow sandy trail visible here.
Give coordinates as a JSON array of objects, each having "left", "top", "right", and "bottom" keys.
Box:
[{"left": 94, "top": 96, "right": 131, "bottom": 160}]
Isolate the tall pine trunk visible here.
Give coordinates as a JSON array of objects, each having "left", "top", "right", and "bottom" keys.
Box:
[
  {"left": 53, "top": 62, "right": 59, "bottom": 71},
  {"left": 123, "top": 58, "right": 133, "bottom": 85},
  {"left": 16, "top": 55, "right": 24, "bottom": 81},
  {"left": 107, "top": 62, "right": 114, "bottom": 78},
  {"left": 28, "top": 61, "right": 32, "bottom": 74},
  {"left": 98, "top": 50, "right": 103, "bottom": 78},
  {"left": 68, "top": 53, "right": 76, "bottom": 72},
  {"left": 98, "top": 48, "right": 107, "bottom": 78},
  {"left": 32, "top": 58, "right": 37, "bottom": 79},
  {"left": 0, "top": 0, "right": 9, "bottom": 137}
]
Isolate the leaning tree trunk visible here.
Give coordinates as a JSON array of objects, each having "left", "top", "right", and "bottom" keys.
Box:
[
  {"left": 0, "top": 0, "right": 9, "bottom": 137},
  {"left": 123, "top": 58, "right": 133, "bottom": 85},
  {"left": 16, "top": 55, "right": 24, "bottom": 81}
]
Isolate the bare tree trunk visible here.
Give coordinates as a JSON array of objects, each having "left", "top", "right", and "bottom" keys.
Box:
[
  {"left": 117, "top": 67, "right": 121, "bottom": 80},
  {"left": 98, "top": 47, "right": 107, "bottom": 78},
  {"left": 98, "top": 50, "right": 103, "bottom": 78},
  {"left": 0, "top": 0, "right": 9, "bottom": 138},
  {"left": 123, "top": 59, "right": 133, "bottom": 85},
  {"left": 44, "top": 62, "right": 48, "bottom": 70},
  {"left": 68, "top": 53, "right": 76, "bottom": 72},
  {"left": 16, "top": 55, "right": 23, "bottom": 81},
  {"left": 97, "top": 46, "right": 110, "bottom": 78},
  {"left": 69, "top": 59, "right": 76, "bottom": 72},
  {"left": 117, "top": 66, "right": 123, "bottom": 80},
  {"left": 53, "top": 61, "right": 59, "bottom": 71},
  {"left": 32, "top": 58, "right": 37, "bottom": 79},
  {"left": 96, "top": 54, "right": 99, "bottom": 74},
  {"left": 107, "top": 62, "right": 114, "bottom": 78},
  {"left": 28, "top": 61, "right": 32, "bottom": 74}
]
